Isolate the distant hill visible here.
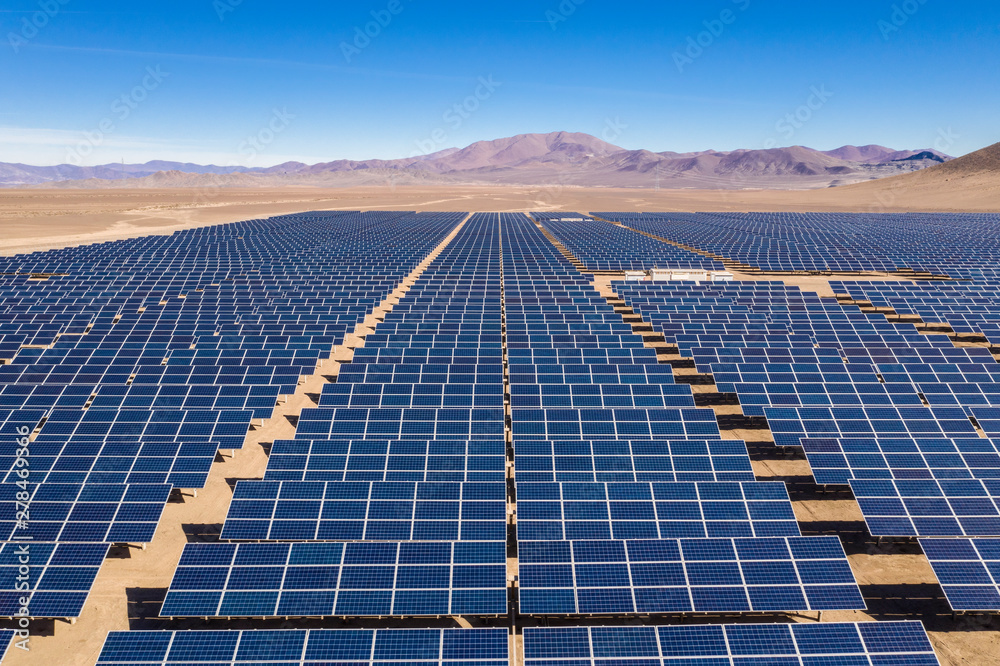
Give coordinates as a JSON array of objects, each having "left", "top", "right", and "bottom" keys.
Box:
[
  {"left": 832, "top": 140, "right": 1000, "bottom": 209},
  {"left": 6, "top": 132, "right": 957, "bottom": 190}
]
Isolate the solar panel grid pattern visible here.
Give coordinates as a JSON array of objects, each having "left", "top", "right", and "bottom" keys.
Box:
[
  {"left": 800, "top": 436, "right": 1000, "bottom": 486},
  {"left": 851, "top": 477, "right": 1000, "bottom": 537},
  {"left": 921, "top": 538, "right": 1000, "bottom": 611},
  {"left": 0, "top": 542, "right": 109, "bottom": 618},
  {"left": 763, "top": 405, "right": 979, "bottom": 447},
  {"left": 518, "top": 536, "right": 864, "bottom": 614},
  {"left": 263, "top": 438, "right": 507, "bottom": 483},
  {"left": 160, "top": 536, "right": 507, "bottom": 618},
  {"left": 96, "top": 628, "right": 509, "bottom": 665},
  {"left": 0, "top": 437, "right": 219, "bottom": 488},
  {"left": 522, "top": 622, "right": 940, "bottom": 665},
  {"left": 221, "top": 480, "right": 507, "bottom": 541},
  {"left": 513, "top": 438, "right": 756, "bottom": 483},
  {"left": 516, "top": 481, "right": 799, "bottom": 540},
  {"left": 600, "top": 211, "right": 1000, "bottom": 274},
  {"left": 0, "top": 482, "right": 171, "bottom": 543},
  {"left": 536, "top": 215, "right": 723, "bottom": 271}
]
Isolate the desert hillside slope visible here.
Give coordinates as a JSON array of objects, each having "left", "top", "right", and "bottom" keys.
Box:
[{"left": 831, "top": 141, "right": 1000, "bottom": 209}]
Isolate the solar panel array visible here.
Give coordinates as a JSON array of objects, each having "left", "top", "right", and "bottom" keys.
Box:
[
  {"left": 0, "top": 211, "right": 464, "bottom": 619},
  {"left": 516, "top": 481, "right": 799, "bottom": 540},
  {"left": 502, "top": 214, "right": 865, "bottom": 617},
  {"left": 614, "top": 280, "right": 1000, "bottom": 541},
  {"left": 535, "top": 214, "right": 722, "bottom": 271},
  {"left": 97, "top": 628, "right": 509, "bottom": 665},
  {"left": 921, "top": 538, "right": 1000, "bottom": 611},
  {"left": 597, "top": 211, "right": 1000, "bottom": 274},
  {"left": 523, "top": 622, "right": 939, "bottom": 666},
  {"left": 165, "top": 215, "right": 509, "bottom": 619},
  {"left": 518, "top": 536, "right": 863, "bottom": 614},
  {"left": 3, "top": 209, "right": 947, "bottom": 660}
]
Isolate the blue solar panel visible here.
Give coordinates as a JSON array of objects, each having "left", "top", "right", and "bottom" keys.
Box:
[
  {"left": 221, "top": 480, "right": 507, "bottom": 541},
  {"left": 97, "top": 628, "right": 509, "bottom": 665},
  {"left": 851, "top": 478, "right": 1000, "bottom": 537},
  {"left": 0, "top": 438, "right": 220, "bottom": 488},
  {"left": 0, "top": 630, "right": 15, "bottom": 661},
  {"left": 160, "top": 541, "right": 507, "bottom": 617},
  {"left": 518, "top": 536, "right": 864, "bottom": 614},
  {"left": 523, "top": 622, "right": 939, "bottom": 665},
  {"left": 800, "top": 436, "right": 1000, "bottom": 486},
  {"left": 0, "top": 542, "right": 109, "bottom": 618},
  {"left": 513, "top": 439, "right": 756, "bottom": 483},
  {"left": 921, "top": 538, "right": 1000, "bottom": 611},
  {"left": 516, "top": 481, "right": 799, "bottom": 539},
  {"left": 0, "top": 483, "right": 171, "bottom": 543},
  {"left": 764, "top": 405, "right": 979, "bottom": 447},
  {"left": 263, "top": 438, "right": 507, "bottom": 483}
]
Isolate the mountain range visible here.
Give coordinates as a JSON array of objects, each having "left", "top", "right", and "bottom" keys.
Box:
[{"left": 2, "top": 132, "right": 953, "bottom": 190}]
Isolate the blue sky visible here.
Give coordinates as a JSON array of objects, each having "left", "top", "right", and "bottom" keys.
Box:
[{"left": 2, "top": 0, "right": 997, "bottom": 166}]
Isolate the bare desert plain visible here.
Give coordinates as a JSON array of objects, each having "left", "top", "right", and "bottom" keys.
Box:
[
  {"left": 1, "top": 163, "right": 999, "bottom": 666},
  {"left": 3, "top": 159, "right": 999, "bottom": 255}
]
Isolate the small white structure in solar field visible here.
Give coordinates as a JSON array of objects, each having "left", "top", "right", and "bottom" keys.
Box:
[
  {"left": 625, "top": 271, "right": 647, "bottom": 282},
  {"left": 710, "top": 271, "right": 735, "bottom": 282},
  {"left": 672, "top": 270, "right": 709, "bottom": 282},
  {"left": 649, "top": 269, "right": 673, "bottom": 282}
]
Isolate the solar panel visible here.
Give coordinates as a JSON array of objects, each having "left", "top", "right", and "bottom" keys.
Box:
[
  {"left": 0, "top": 483, "right": 171, "bottom": 543},
  {"left": 0, "top": 438, "right": 220, "bottom": 488},
  {"left": 523, "top": 622, "right": 939, "bottom": 666},
  {"left": 516, "top": 481, "right": 799, "bottom": 540},
  {"left": 263, "top": 438, "right": 507, "bottom": 483},
  {"left": 90, "top": 384, "right": 282, "bottom": 419},
  {"left": 220, "top": 480, "right": 507, "bottom": 541},
  {"left": 513, "top": 439, "right": 756, "bottom": 483},
  {"left": 97, "top": 628, "right": 509, "bottom": 665},
  {"left": 511, "top": 408, "right": 721, "bottom": 439},
  {"left": 764, "top": 405, "right": 979, "bottom": 447},
  {"left": 39, "top": 408, "right": 254, "bottom": 450},
  {"left": 295, "top": 407, "right": 506, "bottom": 439},
  {"left": 801, "top": 436, "right": 1000, "bottom": 485},
  {"left": 160, "top": 541, "right": 508, "bottom": 617},
  {"left": 851, "top": 478, "right": 1000, "bottom": 537},
  {"left": 921, "top": 538, "right": 1000, "bottom": 611},
  {"left": 0, "top": 630, "right": 15, "bottom": 661},
  {"left": 0, "top": 542, "right": 109, "bottom": 618},
  {"left": 518, "top": 536, "right": 864, "bottom": 614}
]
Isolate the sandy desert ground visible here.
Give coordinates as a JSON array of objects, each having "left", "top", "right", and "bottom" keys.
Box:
[{"left": 1, "top": 175, "right": 998, "bottom": 256}]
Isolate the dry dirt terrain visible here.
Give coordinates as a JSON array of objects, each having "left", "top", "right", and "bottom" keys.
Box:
[{"left": 2, "top": 171, "right": 999, "bottom": 256}]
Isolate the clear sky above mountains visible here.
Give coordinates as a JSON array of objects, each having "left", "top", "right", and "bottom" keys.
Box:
[{"left": 2, "top": 0, "right": 997, "bottom": 166}]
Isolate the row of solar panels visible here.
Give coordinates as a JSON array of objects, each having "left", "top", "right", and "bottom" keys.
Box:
[
  {"left": 0, "top": 212, "right": 469, "bottom": 620},
  {"left": 88, "top": 622, "right": 940, "bottom": 665},
  {"left": 596, "top": 211, "right": 1000, "bottom": 276}
]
